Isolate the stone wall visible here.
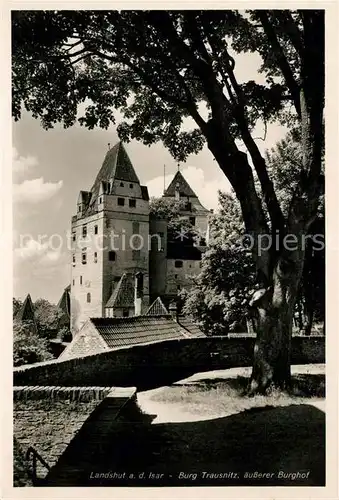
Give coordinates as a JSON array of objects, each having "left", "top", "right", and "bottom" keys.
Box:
[
  {"left": 13, "top": 336, "right": 325, "bottom": 391},
  {"left": 13, "top": 386, "right": 136, "bottom": 484}
]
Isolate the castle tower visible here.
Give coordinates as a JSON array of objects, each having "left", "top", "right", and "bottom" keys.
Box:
[
  {"left": 149, "top": 170, "right": 210, "bottom": 306},
  {"left": 70, "top": 142, "right": 150, "bottom": 332}
]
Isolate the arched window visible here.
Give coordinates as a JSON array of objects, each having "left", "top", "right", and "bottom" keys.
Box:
[{"left": 87, "top": 293, "right": 91, "bottom": 303}]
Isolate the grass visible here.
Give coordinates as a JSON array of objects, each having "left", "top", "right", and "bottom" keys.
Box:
[{"left": 146, "top": 365, "right": 325, "bottom": 419}]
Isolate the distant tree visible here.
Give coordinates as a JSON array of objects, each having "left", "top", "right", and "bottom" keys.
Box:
[
  {"left": 33, "top": 299, "right": 64, "bottom": 339},
  {"left": 56, "top": 326, "right": 73, "bottom": 343},
  {"left": 13, "top": 320, "right": 53, "bottom": 366},
  {"left": 149, "top": 196, "right": 195, "bottom": 235},
  {"left": 13, "top": 298, "right": 23, "bottom": 318},
  {"left": 182, "top": 192, "right": 256, "bottom": 334}
]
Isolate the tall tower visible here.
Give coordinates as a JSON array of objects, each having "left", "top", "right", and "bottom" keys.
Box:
[{"left": 70, "top": 142, "right": 150, "bottom": 332}]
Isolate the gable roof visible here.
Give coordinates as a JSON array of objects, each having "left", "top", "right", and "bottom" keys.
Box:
[
  {"left": 15, "top": 294, "right": 35, "bottom": 323},
  {"left": 177, "top": 316, "right": 206, "bottom": 338},
  {"left": 146, "top": 297, "right": 169, "bottom": 316},
  {"left": 59, "top": 320, "right": 109, "bottom": 360},
  {"left": 90, "top": 142, "right": 139, "bottom": 203},
  {"left": 164, "top": 171, "right": 198, "bottom": 198},
  {"left": 105, "top": 274, "right": 134, "bottom": 309},
  {"left": 90, "top": 315, "right": 189, "bottom": 349}
]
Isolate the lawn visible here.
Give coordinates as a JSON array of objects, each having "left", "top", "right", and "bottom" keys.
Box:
[{"left": 138, "top": 364, "right": 325, "bottom": 422}]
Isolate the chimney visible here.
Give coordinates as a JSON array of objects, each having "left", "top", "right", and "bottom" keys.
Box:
[
  {"left": 134, "top": 272, "right": 143, "bottom": 316},
  {"left": 168, "top": 301, "right": 178, "bottom": 322},
  {"left": 175, "top": 182, "right": 180, "bottom": 201}
]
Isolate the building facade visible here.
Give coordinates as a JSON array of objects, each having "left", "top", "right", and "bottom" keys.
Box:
[{"left": 70, "top": 141, "right": 210, "bottom": 332}]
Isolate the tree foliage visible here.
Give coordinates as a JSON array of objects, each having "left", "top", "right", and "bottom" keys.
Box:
[
  {"left": 13, "top": 320, "right": 53, "bottom": 366},
  {"left": 13, "top": 297, "right": 23, "bottom": 318},
  {"left": 12, "top": 9, "right": 324, "bottom": 391},
  {"left": 149, "top": 196, "right": 196, "bottom": 235},
  {"left": 33, "top": 298, "right": 64, "bottom": 339},
  {"left": 182, "top": 192, "right": 256, "bottom": 334}
]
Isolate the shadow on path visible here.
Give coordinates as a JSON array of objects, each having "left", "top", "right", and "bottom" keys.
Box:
[{"left": 44, "top": 403, "right": 325, "bottom": 487}]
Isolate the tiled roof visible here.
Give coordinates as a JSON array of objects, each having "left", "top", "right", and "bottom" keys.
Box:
[
  {"left": 105, "top": 274, "right": 134, "bottom": 309},
  {"left": 145, "top": 297, "right": 169, "bottom": 316},
  {"left": 177, "top": 316, "right": 206, "bottom": 338},
  {"left": 59, "top": 323, "right": 109, "bottom": 360},
  {"left": 15, "top": 294, "right": 36, "bottom": 323},
  {"left": 90, "top": 142, "right": 139, "bottom": 206},
  {"left": 91, "top": 315, "right": 188, "bottom": 349},
  {"left": 164, "top": 171, "right": 197, "bottom": 198}
]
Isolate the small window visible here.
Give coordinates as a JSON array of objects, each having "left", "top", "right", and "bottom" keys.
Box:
[
  {"left": 80, "top": 276, "right": 82, "bottom": 285},
  {"left": 135, "top": 272, "right": 144, "bottom": 294},
  {"left": 87, "top": 293, "right": 91, "bottom": 303},
  {"left": 129, "top": 184, "right": 133, "bottom": 189},
  {"left": 94, "top": 252, "right": 98, "bottom": 263},
  {"left": 108, "top": 250, "right": 116, "bottom": 261},
  {"left": 99, "top": 197, "right": 102, "bottom": 204},
  {"left": 72, "top": 232, "right": 76, "bottom": 241},
  {"left": 129, "top": 199, "right": 136, "bottom": 208},
  {"left": 82, "top": 225, "right": 87, "bottom": 237},
  {"left": 117, "top": 197, "right": 125, "bottom": 206},
  {"left": 78, "top": 205, "right": 81, "bottom": 212},
  {"left": 82, "top": 252, "right": 87, "bottom": 264},
  {"left": 175, "top": 274, "right": 178, "bottom": 279},
  {"left": 72, "top": 279, "right": 75, "bottom": 286},
  {"left": 189, "top": 217, "right": 196, "bottom": 225},
  {"left": 72, "top": 254, "right": 75, "bottom": 264},
  {"left": 123, "top": 309, "right": 129, "bottom": 317},
  {"left": 120, "top": 182, "right": 124, "bottom": 187},
  {"left": 175, "top": 260, "right": 183, "bottom": 268},
  {"left": 94, "top": 225, "right": 98, "bottom": 235},
  {"left": 186, "top": 202, "right": 192, "bottom": 211},
  {"left": 177, "top": 285, "right": 181, "bottom": 291}
]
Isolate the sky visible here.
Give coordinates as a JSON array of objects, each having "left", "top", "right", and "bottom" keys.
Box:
[{"left": 12, "top": 50, "right": 288, "bottom": 304}]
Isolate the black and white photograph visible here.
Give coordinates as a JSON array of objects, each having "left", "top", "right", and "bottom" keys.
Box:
[{"left": 4, "top": 5, "right": 337, "bottom": 494}]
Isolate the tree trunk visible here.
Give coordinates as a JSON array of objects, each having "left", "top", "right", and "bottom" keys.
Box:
[{"left": 248, "top": 251, "right": 304, "bottom": 394}]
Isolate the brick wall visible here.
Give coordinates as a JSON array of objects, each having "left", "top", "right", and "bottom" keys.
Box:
[{"left": 13, "top": 336, "right": 325, "bottom": 391}]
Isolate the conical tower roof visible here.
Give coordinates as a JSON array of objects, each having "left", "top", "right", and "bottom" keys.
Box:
[
  {"left": 57, "top": 285, "right": 71, "bottom": 319},
  {"left": 15, "top": 294, "right": 35, "bottom": 323},
  {"left": 91, "top": 142, "right": 140, "bottom": 201},
  {"left": 164, "top": 171, "right": 197, "bottom": 198}
]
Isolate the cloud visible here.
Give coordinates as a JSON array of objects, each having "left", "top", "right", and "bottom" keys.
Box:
[
  {"left": 13, "top": 177, "right": 63, "bottom": 204},
  {"left": 13, "top": 237, "right": 64, "bottom": 264},
  {"left": 147, "top": 165, "right": 232, "bottom": 212},
  {"left": 12, "top": 147, "right": 38, "bottom": 176}
]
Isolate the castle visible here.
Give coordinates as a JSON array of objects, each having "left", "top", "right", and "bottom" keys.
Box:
[{"left": 70, "top": 141, "right": 210, "bottom": 332}]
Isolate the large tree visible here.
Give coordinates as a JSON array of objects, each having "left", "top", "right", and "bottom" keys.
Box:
[
  {"left": 12, "top": 10, "right": 324, "bottom": 393},
  {"left": 183, "top": 132, "right": 325, "bottom": 336}
]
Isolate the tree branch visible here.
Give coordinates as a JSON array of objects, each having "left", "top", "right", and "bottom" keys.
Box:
[{"left": 257, "top": 11, "right": 301, "bottom": 118}]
